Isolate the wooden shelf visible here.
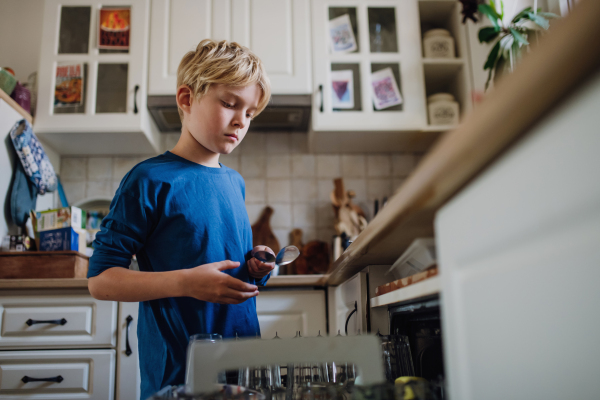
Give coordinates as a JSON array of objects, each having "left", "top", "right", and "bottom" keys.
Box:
[
  {"left": 0, "top": 278, "right": 89, "bottom": 290},
  {"left": 325, "top": 0, "right": 600, "bottom": 286},
  {"left": 0, "top": 89, "right": 32, "bottom": 124},
  {"left": 371, "top": 276, "right": 440, "bottom": 308}
]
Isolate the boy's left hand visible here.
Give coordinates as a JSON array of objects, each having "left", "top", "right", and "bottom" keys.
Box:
[{"left": 248, "top": 246, "right": 276, "bottom": 279}]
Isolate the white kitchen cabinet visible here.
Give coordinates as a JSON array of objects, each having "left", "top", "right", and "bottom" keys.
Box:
[
  {"left": 256, "top": 289, "right": 327, "bottom": 338},
  {"left": 148, "top": 0, "right": 312, "bottom": 95},
  {"left": 0, "top": 290, "right": 139, "bottom": 399},
  {"left": 435, "top": 71, "right": 600, "bottom": 400},
  {"left": 116, "top": 302, "right": 141, "bottom": 400},
  {"left": 327, "top": 272, "right": 367, "bottom": 336},
  {"left": 311, "top": 0, "right": 427, "bottom": 131},
  {"left": 0, "top": 349, "right": 116, "bottom": 400},
  {"left": 0, "top": 293, "right": 117, "bottom": 349},
  {"left": 34, "top": 0, "right": 160, "bottom": 155}
]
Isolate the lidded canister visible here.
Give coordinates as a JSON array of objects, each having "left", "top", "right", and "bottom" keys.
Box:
[
  {"left": 423, "top": 28, "right": 455, "bottom": 58},
  {"left": 427, "top": 93, "right": 459, "bottom": 126}
]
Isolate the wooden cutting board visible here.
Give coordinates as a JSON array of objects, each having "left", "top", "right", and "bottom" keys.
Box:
[
  {"left": 289, "top": 228, "right": 330, "bottom": 275},
  {"left": 251, "top": 206, "right": 280, "bottom": 255}
]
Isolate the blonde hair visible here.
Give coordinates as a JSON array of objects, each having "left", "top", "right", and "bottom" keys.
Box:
[{"left": 176, "top": 39, "right": 271, "bottom": 120}]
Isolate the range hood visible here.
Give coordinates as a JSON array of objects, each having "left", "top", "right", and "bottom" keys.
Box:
[{"left": 147, "top": 94, "right": 311, "bottom": 133}]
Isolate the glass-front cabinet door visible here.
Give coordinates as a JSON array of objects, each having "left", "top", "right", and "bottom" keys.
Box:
[
  {"left": 311, "top": 0, "right": 427, "bottom": 131},
  {"left": 34, "top": 0, "right": 158, "bottom": 155}
]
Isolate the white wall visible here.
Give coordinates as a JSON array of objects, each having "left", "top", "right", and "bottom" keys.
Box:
[
  {"left": 0, "top": 0, "right": 45, "bottom": 83},
  {"left": 1, "top": 1, "right": 58, "bottom": 236}
]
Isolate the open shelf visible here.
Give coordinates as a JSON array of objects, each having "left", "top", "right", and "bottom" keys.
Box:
[
  {"left": 265, "top": 275, "right": 327, "bottom": 287},
  {"left": 370, "top": 276, "right": 440, "bottom": 307}
]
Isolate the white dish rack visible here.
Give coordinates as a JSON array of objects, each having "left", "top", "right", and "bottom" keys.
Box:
[{"left": 185, "top": 335, "right": 385, "bottom": 395}]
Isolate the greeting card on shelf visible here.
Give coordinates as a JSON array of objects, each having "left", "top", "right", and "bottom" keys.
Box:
[
  {"left": 98, "top": 8, "right": 130, "bottom": 50},
  {"left": 54, "top": 63, "right": 84, "bottom": 108},
  {"left": 329, "top": 14, "right": 357, "bottom": 53},
  {"left": 331, "top": 70, "right": 354, "bottom": 109},
  {"left": 371, "top": 68, "right": 403, "bottom": 110}
]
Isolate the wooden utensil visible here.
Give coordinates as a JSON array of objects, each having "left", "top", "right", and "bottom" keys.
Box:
[{"left": 251, "top": 206, "right": 280, "bottom": 255}]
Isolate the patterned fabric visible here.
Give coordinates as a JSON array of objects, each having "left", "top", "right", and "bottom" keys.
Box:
[{"left": 9, "top": 119, "right": 57, "bottom": 195}]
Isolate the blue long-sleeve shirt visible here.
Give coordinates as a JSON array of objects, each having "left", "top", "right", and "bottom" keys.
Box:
[{"left": 88, "top": 151, "right": 268, "bottom": 399}]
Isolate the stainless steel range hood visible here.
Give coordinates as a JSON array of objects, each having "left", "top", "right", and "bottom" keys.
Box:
[{"left": 147, "top": 94, "right": 311, "bottom": 133}]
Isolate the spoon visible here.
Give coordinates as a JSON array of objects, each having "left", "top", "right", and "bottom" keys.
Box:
[{"left": 253, "top": 245, "right": 300, "bottom": 266}]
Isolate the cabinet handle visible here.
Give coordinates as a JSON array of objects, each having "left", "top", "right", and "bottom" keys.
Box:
[
  {"left": 345, "top": 301, "right": 358, "bottom": 336},
  {"left": 134, "top": 85, "right": 140, "bottom": 114},
  {"left": 22, "top": 375, "right": 64, "bottom": 384},
  {"left": 318, "top": 84, "right": 323, "bottom": 112},
  {"left": 26, "top": 318, "right": 67, "bottom": 326},
  {"left": 125, "top": 315, "right": 133, "bottom": 356}
]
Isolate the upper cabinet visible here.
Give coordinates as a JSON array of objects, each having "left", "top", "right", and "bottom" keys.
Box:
[
  {"left": 34, "top": 0, "right": 160, "bottom": 155},
  {"left": 310, "top": 0, "right": 473, "bottom": 142},
  {"left": 311, "top": 0, "right": 427, "bottom": 132},
  {"left": 148, "top": 0, "right": 312, "bottom": 95}
]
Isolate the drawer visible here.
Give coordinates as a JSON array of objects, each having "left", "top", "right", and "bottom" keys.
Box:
[
  {"left": 0, "top": 293, "right": 117, "bottom": 349},
  {"left": 0, "top": 349, "right": 115, "bottom": 400}
]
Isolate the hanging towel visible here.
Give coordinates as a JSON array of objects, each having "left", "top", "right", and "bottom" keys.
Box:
[{"left": 9, "top": 119, "right": 57, "bottom": 195}]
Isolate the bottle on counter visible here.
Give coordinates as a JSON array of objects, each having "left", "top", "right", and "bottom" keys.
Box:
[
  {"left": 427, "top": 93, "right": 460, "bottom": 126},
  {"left": 422, "top": 29, "right": 455, "bottom": 59}
]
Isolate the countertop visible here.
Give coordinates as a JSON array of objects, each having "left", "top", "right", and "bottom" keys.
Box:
[
  {"left": 324, "top": 0, "right": 600, "bottom": 286},
  {"left": 0, "top": 275, "right": 327, "bottom": 291}
]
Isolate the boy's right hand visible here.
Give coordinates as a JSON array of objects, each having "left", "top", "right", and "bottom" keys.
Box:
[{"left": 181, "top": 261, "right": 259, "bottom": 304}]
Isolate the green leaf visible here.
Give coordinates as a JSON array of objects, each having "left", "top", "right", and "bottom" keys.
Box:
[
  {"left": 536, "top": 11, "right": 560, "bottom": 19},
  {"left": 512, "top": 6, "right": 532, "bottom": 23},
  {"left": 510, "top": 28, "right": 529, "bottom": 46},
  {"left": 479, "top": 4, "right": 501, "bottom": 29},
  {"left": 484, "top": 40, "right": 501, "bottom": 71},
  {"left": 526, "top": 12, "right": 550, "bottom": 29},
  {"left": 478, "top": 26, "right": 500, "bottom": 43}
]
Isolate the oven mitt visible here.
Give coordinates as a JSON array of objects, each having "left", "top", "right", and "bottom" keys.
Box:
[
  {"left": 9, "top": 160, "right": 37, "bottom": 227},
  {"left": 9, "top": 119, "right": 57, "bottom": 195}
]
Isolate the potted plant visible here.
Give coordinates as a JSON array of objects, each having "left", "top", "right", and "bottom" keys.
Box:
[{"left": 477, "top": 0, "right": 559, "bottom": 90}]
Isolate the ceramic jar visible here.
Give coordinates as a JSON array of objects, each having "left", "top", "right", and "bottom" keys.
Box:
[
  {"left": 423, "top": 29, "right": 455, "bottom": 58},
  {"left": 427, "top": 93, "right": 459, "bottom": 126}
]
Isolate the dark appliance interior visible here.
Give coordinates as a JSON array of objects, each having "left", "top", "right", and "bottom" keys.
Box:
[{"left": 389, "top": 295, "right": 444, "bottom": 397}]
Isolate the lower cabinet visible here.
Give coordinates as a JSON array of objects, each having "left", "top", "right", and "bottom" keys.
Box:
[
  {"left": 0, "top": 291, "right": 140, "bottom": 400},
  {"left": 0, "top": 349, "right": 115, "bottom": 400}
]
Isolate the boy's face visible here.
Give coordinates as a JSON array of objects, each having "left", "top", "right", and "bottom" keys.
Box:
[{"left": 180, "top": 83, "right": 261, "bottom": 155}]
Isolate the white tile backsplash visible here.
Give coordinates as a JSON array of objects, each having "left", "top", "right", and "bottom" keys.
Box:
[
  {"left": 87, "top": 157, "right": 112, "bottom": 181},
  {"left": 270, "top": 203, "right": 292, "bottom": 229},
  {"left": 60, "top": 134, "right": 420, "bottom": 245},
  {"left": 292, "top": 178, "right": 317, "bottom": 202},
  {"left": 316, "top": 155, "right": 341, "bottom": 178},
  {"left": 61, "top": 158, "right": 87, "bottom": 181},
  {"left": 267, "top": 179, "right": 291, "bottom": 203},
  {"left": 392, "top": 154, "right": 416, "bottom": 177},
  {"left": 266, "top": 155, "right": 291, "bottom": 178},
  {"left": 341, "top": 155, "right": 366, "bottom": 177},
  {"left": 240, "top": 155, "right": 266, "bottom": 178},
  {"left": 367, "top": 155, "right": 392, "bottom": 177},
  {"left": 245, "top": 179, "right": 267, "bottom": 203},
  {"left": 292, "top": 155, "right": 316, "bottom": 177}
]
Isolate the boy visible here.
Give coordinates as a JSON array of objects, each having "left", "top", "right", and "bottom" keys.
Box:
[{"left": 87, "top": 39, "right": 274, "bottom": 399}]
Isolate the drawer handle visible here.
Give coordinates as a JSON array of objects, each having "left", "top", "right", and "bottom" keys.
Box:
[
  {"left": 22, "top": 375, "right": 64, "bottom": 384},
  {"left": 26, "top": 318, "right": 67, "bottom": 326},
  {"left": 134, "top": 84, "right": 140, "bottom": 114},
  {"left": 345, "top": 301, "right": 358, "bottom": 336},
  {"left": 125, "top": 315, "right": 133, "bottom": 356},
  {"left": 318, "top": 84, "right": 323, "bottom": 112}
]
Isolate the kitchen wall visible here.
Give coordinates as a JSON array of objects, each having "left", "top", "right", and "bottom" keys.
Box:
[{"left": 60, "top": 132, "right": 421, "bottom": 247}]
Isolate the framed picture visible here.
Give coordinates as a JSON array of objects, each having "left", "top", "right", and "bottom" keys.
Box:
[
  {"left": 54, "top": 63, "right": 84, "bottom": 107},
  {"left": 329, "top": 14, "right": 358, "bottom": 53},
  {"left": 331, "top": 70, "right": 354, "bottom": 109},
  {"left": 371, "top": 67, "right": 403, "bottom": 110},
  {"left": 98, "top": 8, "right": 130, "bottom": 49}
]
